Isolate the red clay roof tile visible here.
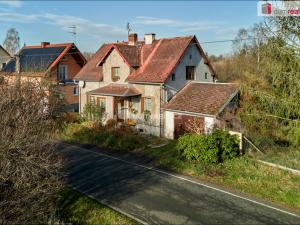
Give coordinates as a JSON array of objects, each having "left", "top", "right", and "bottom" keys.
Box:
[{"left": 162, "top": 82, "right": 239, "bottom": 115}]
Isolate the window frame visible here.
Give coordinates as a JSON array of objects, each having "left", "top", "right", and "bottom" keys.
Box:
[
  {"left": 111, "top": 67, "right": 121, "bottom": 82},
  {"left": 171, "top": 73, "right": 176, "bottom": 81},
  {"left": 142, "top": 97, "right": 152, "bottom": 113},
  {"left": 186, "top": 66, "right": 195, "bottom": 80},
  {"left": 58, "top": 64, "right": 68, "bottom": 81},
  {"left": 73, "top": 86, "right": 78, "bottom": 96}
]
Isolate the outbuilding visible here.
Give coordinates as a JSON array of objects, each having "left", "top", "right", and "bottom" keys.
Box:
[{"left": 163, "top": 81, "right": 239, "bottom": 139}]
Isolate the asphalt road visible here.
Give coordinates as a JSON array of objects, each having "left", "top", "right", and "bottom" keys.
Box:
[{"left": 59, "top": 143, "right": 300, "bottom": 225}]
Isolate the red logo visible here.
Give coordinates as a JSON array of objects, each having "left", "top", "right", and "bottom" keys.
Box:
[{"left": 262, "top": 3, "right": 272, "bottom": 14}]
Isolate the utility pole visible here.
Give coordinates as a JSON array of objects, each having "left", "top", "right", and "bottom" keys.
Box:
[{"left": 15, "top": 53, "right": 21, "bottom": 87}]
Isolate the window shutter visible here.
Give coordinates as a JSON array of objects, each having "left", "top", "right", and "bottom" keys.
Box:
[{"left": 141, "top": 97, "right": 145, "bottom": 113}]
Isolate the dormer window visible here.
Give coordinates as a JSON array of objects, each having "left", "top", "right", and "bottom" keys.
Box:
[{"left": 111, "top": 67, "right": 120, "bottom": 82}]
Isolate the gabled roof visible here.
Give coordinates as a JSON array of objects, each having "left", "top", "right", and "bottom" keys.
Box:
[
  {"left": 0, "top": 45, "right": 11, "bottom": 58},
  {"left": 74, "top": 44, "right": 111, "bottom": 81},
  {"left": 2, "top": 43, "right": 86, "bottom": 74},
  {"left": 126, "top": 35, "right": 216, "bottom": 83},
  {"left": 87, "top": 83, "right": 141, "bottom": 97},
  {"left": 162, "top": 82, "right": 239, "bottom": 116},
  {"left": 96, "top": 43, "right": 140, "bottom": 67},
  {"left": 75, "top": 35, "right": 216, "bottom": 83}
]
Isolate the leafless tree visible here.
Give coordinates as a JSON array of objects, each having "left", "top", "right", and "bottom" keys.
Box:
[
  {"left": 3, "top": 28, "right": 20, "bottom": 56},
  {"left": 0, "top": 79, "right": 63, "bottom": 224}
]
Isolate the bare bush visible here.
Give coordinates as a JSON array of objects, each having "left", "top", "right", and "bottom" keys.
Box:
[{"left": 0, "top": 79, "right": 62, "bottom": 224}]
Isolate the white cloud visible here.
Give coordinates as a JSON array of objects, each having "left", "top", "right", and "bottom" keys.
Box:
[
  {"left": 0, "top": 0, "right": 22, "bottom": 8},
  {"left": 0, "top": 11, "right": 126, "bottom": 39},
  {"left": 134, "top": 16, "right": 222, "bottom": 32},
  {"left": 0, "top": 12, "right": 38, "bottom": 23}
]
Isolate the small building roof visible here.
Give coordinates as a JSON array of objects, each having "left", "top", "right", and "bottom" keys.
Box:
[
  {"left": 162, "top": 82, "right": 239, "bottom": 116},
  {"left": 87, "top": 83, "right": 142, "bottom": 97}
]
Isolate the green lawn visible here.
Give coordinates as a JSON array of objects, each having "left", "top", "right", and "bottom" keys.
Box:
[
  {"left": 59, "top": 188, "right": 138, "bottom": 225},
  {"left": 59, "top": 123, "right": 300, "bottom": 213},
  {"left": 257, "top": 147, "right": 300, "bottom": 170}
]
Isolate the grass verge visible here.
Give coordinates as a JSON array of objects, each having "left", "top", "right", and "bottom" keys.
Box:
[
  {"left": 58, "top": 187, "right": 138, "bottom": 225},
  {"left": 257, "top": 146, "right": 300, "bottom": 170}
]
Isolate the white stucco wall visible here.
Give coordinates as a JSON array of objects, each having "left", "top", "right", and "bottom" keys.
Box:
[
  {"left": 164, "top": 43, "right": 213, "bottom": 100},
  {"left": 102, "top": 49, "right": 130, "bottom": 84},
  {"left": 164, "top": 111, "right": 175, "bottom": 139},
  {"left": 164, "top": 111, "right": 216, "bottom": 139},
  {"left": 204, "top": 117, "right": 215, "bottom": 134},
  {"left": 79, "top": 81, "right": 103, "bottom": 113},
  {"left": 0, "top": 47, "right": 11, "bottom": 69}
]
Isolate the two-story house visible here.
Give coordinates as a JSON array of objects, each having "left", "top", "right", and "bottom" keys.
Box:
[
  {"left": 1, "top": 42, "right": 86, "bottom": 112},
  {"left": 0, "top": 45, "right": 11, "bottom": 70},
  {"left": 75, "top": 34, "right": 238, "bottom": 138}
]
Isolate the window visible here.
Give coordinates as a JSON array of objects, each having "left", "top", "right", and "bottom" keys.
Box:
[
  {"left": 129, "top": 97, "right": 139, "bottom": 113},
  {"left": 73, "top": 86, "right": 78, "bottom": 96},
  {"left": 142, "top": 97, "right": 152, "bottom": 112},
  {"left": 58, "top": 65, "right": 68, "bottom": 81},
  {"left": 205, "top": 72, "right": 208, "bottom": 79},
  {"left": 89, "top": 96, "right": 96, "bottom": 105},
  {"left": 189, "top": 54, "right": 192, "bottom": 59},
  {"left": 111, "top": 67, "right": 120, "bottom": 82},
  {"left": 186, "top": 66, "right": 195, "bottom": 80},
  {"left": 96, "top": 97, "right": 106, "bottom": 110},
  {"left": 171, "top": 73, "right": 176, "bottom": 81}
]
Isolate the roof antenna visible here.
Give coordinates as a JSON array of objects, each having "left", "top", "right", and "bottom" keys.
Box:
[
  {"left": 126, "top": 22, "right": 132, "bottom": 36},
  {"left": 68, "top": 25, "right": 77, "bottom": 44}
]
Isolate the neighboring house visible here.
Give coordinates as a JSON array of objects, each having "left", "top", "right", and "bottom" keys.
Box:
[
  {"left": 75, "top": 33, "right": 238, "bottom": 138},
  {"left": 0, "top": 45, "right": 11, "bottom": 70},
  {"left": 1, "top": 42, "right": 86, "bottom": 112}
]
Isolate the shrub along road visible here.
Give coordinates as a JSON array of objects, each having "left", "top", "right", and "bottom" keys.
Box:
[{"left": 59, "top": 142, "right": 300, "bottom": 225}]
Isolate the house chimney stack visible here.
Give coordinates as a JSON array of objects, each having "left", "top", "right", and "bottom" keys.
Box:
[
  {"left": 128, "top": 33, "right": 137, "bottom": 46},
  {"left": 41, "top": 42, "right": 50, "bottom": 48},
  {"left": 145, "top": 33, "right": 155, "bottom": 45}
]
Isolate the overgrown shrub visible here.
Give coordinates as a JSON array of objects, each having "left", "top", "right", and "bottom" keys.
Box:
[
  {"left": 177, "top": 129, "right": 240, "bottom": 164},
  {"left": 60, "top": 123, "right": 148, "bottom": 151}
]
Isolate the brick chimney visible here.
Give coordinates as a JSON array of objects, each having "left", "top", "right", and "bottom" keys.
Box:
[
  {"left": 145, "top": 33, "right": 155, "bottom": 45},
  {"left": 41, "top": 42, "right": 50, "bottom": 48},
  {"left": 128, "top": 33, "right": 137, "bottom": 46}
]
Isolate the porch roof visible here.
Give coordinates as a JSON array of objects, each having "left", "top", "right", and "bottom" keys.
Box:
[{"left": 87, "top": 83, "right": 142, "bottom": 97}]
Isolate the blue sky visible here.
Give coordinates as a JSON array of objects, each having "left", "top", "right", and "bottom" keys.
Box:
[{"left": 0, "top": 1, "right": 262, "bottom": 55}]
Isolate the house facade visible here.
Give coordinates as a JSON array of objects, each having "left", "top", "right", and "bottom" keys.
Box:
[
  {"left": 1, "top": 42, "right": 86, "bottom": 112},
  {"left": 0, "top": 45, "right": 11, "bottom": 70},
  {"left": 75, "top": 33, "right": 238, "bottom": 138}
]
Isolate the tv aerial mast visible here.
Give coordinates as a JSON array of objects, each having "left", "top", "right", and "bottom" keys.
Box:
[{"left": 68, "top": 25, "right": 77, "bottom": 44}]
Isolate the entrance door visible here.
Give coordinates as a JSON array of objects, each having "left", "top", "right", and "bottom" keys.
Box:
[{"left": 117, "top": 99, "right": 125, "bottom": 121}]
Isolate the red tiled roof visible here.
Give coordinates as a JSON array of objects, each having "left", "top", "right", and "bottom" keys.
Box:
[
  {"left": 74, "top": 44, "right": 111, "bottom": 81},
  {"left": 126, "top": 36, "right": 194, "bottom": 83},
  {"left": 87, "top": 83, "right": 142, "bottom": 97},
  {"left": 162, "top": 82, "right": 239, "bottom": 116},
  {"left": 76, "top": 35, "right": 216, "bottom": 83}
]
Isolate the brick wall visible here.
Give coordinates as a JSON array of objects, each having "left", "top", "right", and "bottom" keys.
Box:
[{"left": 51, "top": 54, "right": 83, "bottom": 107}]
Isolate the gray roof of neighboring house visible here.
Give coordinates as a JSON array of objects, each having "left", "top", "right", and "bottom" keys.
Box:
[{"left": 2, "top": 46, "right": 65, "bottom": 73}]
